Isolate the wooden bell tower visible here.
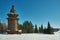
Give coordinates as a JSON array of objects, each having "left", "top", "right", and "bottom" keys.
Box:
[{"left": 7, "top": 5, "right": 19, "bottom": 34}]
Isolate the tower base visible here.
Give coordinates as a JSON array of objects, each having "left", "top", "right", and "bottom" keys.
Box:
[{"left": 7, "top": 31, "right": 21, "bottom": 34}]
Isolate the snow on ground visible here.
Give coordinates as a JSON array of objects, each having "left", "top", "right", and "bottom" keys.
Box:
[{"left": 0, "top": 31, "right": 60, "bottom": 40}]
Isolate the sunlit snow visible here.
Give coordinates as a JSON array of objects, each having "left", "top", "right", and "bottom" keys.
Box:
[{"left": 0, "top": 31, "right": 60, "bottom": 40}]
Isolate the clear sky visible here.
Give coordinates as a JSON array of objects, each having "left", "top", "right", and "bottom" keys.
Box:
[{"left": 0, "top": 0, "right": 60, "bottom": 28}]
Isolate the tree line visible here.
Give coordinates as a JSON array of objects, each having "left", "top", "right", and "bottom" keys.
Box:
[{"left": 18, "top": 21, "right": 54, "bottom": 34}]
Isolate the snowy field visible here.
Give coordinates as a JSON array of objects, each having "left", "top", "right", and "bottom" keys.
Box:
[{"left": 0, "top": 31, "right": 60, "bottom": 40}]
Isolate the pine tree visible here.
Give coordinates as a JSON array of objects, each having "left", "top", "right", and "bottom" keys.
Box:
[
  {"left": 34, "top": 24, "right": 38, "bottom": 33},
  {"left": 43, "top": 27, "right": 47, "bottom": 34},
  {"left": 23, "top": 21, "right": 29, "bottom": 33},
  {"left": 29, "top": 21, "right": 34, "bottom": 33},
  {"left": 46, "top": 22, "right": 54, "bottom": 34},
  {"left": 23, "top": 21, "right": 34, "bottom": 33},
  {"left": 0, "top": 23, "right": 4, "bottom": 33},
  {"left": 47, "top": 22, "right": 51, "bottom": 34},
  {"left": 39, "top": 27, "right": 41, "bottom": 33},
  {"left": 39, "top": 24, "right": 44, "bottom": 33}
]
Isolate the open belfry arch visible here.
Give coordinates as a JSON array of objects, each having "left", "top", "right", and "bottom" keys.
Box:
[{"left": 7, "top": 5, "right": 19, "bottom": 34}]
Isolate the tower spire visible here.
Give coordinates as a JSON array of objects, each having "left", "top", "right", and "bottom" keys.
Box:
[
  {"left": 10, "top": 0, "right": 16, "bottom": 13},
  {"left": 10, "top": 5, "right": 16, "bottom": 13}
]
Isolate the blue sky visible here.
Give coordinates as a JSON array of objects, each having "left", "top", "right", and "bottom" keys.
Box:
[{"left": 0, "top": 0, "right": 60, "bottom": 28}]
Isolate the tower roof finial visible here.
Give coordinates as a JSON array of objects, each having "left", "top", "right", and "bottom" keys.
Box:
[
  {"left": 10, "top": 5, "right": 16, "bottom": 13},
  {"left": 10, "top": 0, "right": 16, "bottom": 13}
]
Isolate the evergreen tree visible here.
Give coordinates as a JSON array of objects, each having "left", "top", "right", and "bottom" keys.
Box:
[
  {"left": 23, "top": 21, "right": 34, "bottom": 33},
  {"left": 39, "top": 24, "right": 44, "bottom": 33},
  {"left": 43, "top": 27, "right": 47, "bottom": 34},
  {"left": 34, "top": 24, "right": 38, "bottom": 33},
  {"left": 0, "top": 22, "right": 7, "bottom": 33},
  {"left": 29, "top": 21, "right": 34, "bottom": 33},
  {"left": 40, "top": 24, "right": 44, "bottom": 33},
  {"left": 46, "top": 22, "right": 54, "bottom": 34},
  {"left": 39, "top": 27, "right": 41, "bottom": 33},
  {"left": 23, "top": 21, "right": 29, "bottom": 33},
  {"left": 50, "top": 27, "right": 54, "bottom": 34},
  {"left": 0, "top": 23, "right": 4, "bottom": 33}
]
